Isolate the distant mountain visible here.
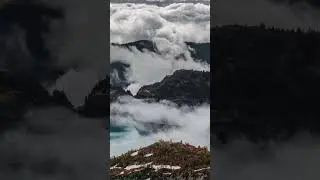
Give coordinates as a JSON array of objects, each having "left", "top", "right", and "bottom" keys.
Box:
[
  {"left": 112, "top": 40, "right": 160, "bottom": 54},
  {"left": 211, "top": 24, "right": 320, "bottom": 144},
  {"left": 135, "top": 69, "right": 210, "bottom": 106},
  {"left": 110, "top": 140, "right": 210, "bottom": 180},
  {"left": 77, "top": 75, "right": 132, "bottom": 118},
  {"left": 111, "top": 40, "right": 210, "bottom": 64}
]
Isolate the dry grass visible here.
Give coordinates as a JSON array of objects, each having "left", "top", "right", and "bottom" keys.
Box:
[{"left": 110, "top": 140, "right": 210, "bottom": 180}]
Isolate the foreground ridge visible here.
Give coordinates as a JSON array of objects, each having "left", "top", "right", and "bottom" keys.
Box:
[{"left": 110, "top": 140, "right": 210, "bottom": 180}]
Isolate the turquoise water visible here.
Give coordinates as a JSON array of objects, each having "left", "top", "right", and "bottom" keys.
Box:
[{"left": 110, "top": 124, "right": 130, "bottom": 140}]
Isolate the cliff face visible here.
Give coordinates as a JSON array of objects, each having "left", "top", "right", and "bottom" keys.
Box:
[{"left": 211, "top": 25, "right": 320, "bottom": 143}]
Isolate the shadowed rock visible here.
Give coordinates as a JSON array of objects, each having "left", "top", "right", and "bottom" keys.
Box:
[
  {"left": 78, "top": 76, "right": 132, "bottom": 118},
  {"left": 136, "top": 69, "right": 210, "bottom": 106}
]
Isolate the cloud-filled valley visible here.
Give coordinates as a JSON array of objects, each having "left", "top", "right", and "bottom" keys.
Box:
[{"left": 110, "top": 2, "right": 210, "bottom": 157}]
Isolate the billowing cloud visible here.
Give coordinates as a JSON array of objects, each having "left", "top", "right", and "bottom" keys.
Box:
[
  {"left": 110, "top": 96, "right": 210, "bottom": 156},
  {"left": 0, "top": 107, "right": 108, "bottom": 180}
]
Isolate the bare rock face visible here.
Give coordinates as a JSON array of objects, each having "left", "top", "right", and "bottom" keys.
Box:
[
  {"left": 211, "top": 25, "right": 320, "bottom": 144},
  {"left": 136, "top": 70, "right": 210, "bottom": 106}
]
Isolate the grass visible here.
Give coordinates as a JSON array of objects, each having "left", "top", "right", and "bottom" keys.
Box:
[{"left": 110, "top": 140, "right": 210, "bottom": 180}]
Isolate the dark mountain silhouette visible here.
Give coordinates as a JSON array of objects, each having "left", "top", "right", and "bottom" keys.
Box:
[
  {"left": 112, "top": 40, "right": 160, "bottom": 54},
  {"left": 78, "top": 75, "right": 132, "bottom": 118},
  {"left": 136, "top": 69, "right": 210, "bottom": 106},
  {"left": 211, "top": 24, "right": 320, "bottom": 145},
  {"left": 111, "top": 40, "right": 210, "bottom": 63}
]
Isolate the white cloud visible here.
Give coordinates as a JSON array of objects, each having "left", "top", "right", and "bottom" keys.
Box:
[
  {"left": 110, "top": 45, "right": 209, "bottom": 90},
  {"left": 110, "top": 96, "right": 210, "bottom": 156},
  {"left": 110, "top": 3, "right": 210, "bottom": 45},
  {"left": 0, "top": 107, "right": 108, "bottom": 180}
]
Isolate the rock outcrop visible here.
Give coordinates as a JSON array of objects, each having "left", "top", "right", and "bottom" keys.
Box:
[
  {"left": 78, "top": 76, "right": 132, "bottom": 118},
  {"left": 112, "top": 40, "right": 160, "bottom": 54},
  {"left": 136, "top": 69, "right": 210, "bottom": 106}
]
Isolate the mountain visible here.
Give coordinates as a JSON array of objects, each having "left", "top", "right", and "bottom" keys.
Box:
[
  {"left": 111, "top": 40, "right": 210, "bottom": 64},
  {"left": 78, "top": 76, "right": 132, "bottom": 118},
  {"left": 111, "top": 40, "right": 160, "bottom": 54},
  {"left": 110, "top": 140, "right": 210, "bottom": 180},
  {"left": 135, "top": 69, "right": 210, "bottom": 106},
  {"left": 211, "top": 24, "right": 320, "bottom": 144}
]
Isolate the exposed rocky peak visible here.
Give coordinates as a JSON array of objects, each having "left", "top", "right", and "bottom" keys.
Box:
[
  {"left": 78, "top": 76, "right": 132, "bottom": 118},
  {"left": 111, "top": 40, "right": 159, "bottom": 54},
  {"left": 211, "top": 25, "right": 320, "bottom": 144},
  {"left": 135, "top": 69, "right": 210, "bottom": 106},
  {"left": 111, "top": 40, "right": 210, "bottom": 64}
]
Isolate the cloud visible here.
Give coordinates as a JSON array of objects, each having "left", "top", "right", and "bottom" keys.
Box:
[
  {"left": 110, "top": 45, "right": 209, "bottom": 90},
  {"left": 213, "top": 133, "right": 320, "bottom": 180},
  {"left": 110, "top": 96, "right": 210, "bottom": 156},
  {"left": 110, "top": 3, "right": 210, "bottom": 45},
  {"left": 29, "top": 0, "right": 110, "bottom": 106},
  {"left": 0, "top": 107, "right": 108, "bottom": 180}
]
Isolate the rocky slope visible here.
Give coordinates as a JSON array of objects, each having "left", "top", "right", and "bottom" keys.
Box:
[
  {"left": 78, "top": 76, "right": 132, "bottom": 118},
  {"left": 110, "top": 140, "right": 210, "bottom": 180},
  {"left": 135, "top": 69, "right": 210, "bottom": 106},
  {"left": 211, "top": 24, "right": 320, "bottom": 144}
]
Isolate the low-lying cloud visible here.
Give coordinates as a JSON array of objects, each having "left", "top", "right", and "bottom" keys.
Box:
[
  {"left": 110, "top": 96, "right": 210, "bottom": 156},
  {"left": 0, "top": 107, "right": 108, "bottom": 180}
]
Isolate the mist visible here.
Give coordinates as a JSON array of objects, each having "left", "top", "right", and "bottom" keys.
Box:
[
  {"left": 110, "top": 96, "right": 210, "bottom": 156},
  {"left": 0, "top": 106, "right": 108, "bottom": 180}
]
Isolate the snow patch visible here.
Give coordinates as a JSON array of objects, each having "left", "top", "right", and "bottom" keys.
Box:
[
  {"left": 194, "top": 167, "right": 210, "bottom": 172},
  {"left": 130, "top": 151, "right": 139, "bottom": 156},
  {"left": 153, "top": 164, "right": 181, "bottom": 171},
  {"left": 124, "top": 162, "right": 153, "bottom": 170},
  {"left": 111, "top": 164, "right": 121, "bottom": 170},
  {"left": 144, "top": 153, "right": 154, "bottom": 157}
]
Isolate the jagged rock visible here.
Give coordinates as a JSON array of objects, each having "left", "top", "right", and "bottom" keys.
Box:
[
  {"left": 111, "top": 40, "right": 210, "bottom": 64},
  {"left": 78, "top": 76, "right": 132, "bottom": 118},
  {"left": 51, "top": 90, "right": 73, "bottom": 109},
  {"left": 135, "top": 69, "right": 210, "bottom": 106},
  {"left": 211, "top": 25, "right": 320, "bottom": 144},
  {"left": 111, "top": 40, "right": 159, "bottom": 54}
]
